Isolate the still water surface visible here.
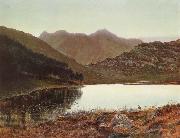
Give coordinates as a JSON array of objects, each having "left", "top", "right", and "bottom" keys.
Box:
[
  {"left": 72, "top": 84, "right": 180, "bottom": 111},
  {"left": 0, "top": 84, "right": 179, "bottom": 128}
]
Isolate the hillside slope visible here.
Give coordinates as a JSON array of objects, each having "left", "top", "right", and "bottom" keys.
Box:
[
  {"left": 0, "top": 35, "right": 83, "bottom": 85},
  {"left": 39, "top": 29, "right": 142, "bottom": 65},
  {"left": 0, "top": 26, "right": 99, "bottom": 83},
  {"left": 90, "top": 40, "right": 180, "bottom": 83}
]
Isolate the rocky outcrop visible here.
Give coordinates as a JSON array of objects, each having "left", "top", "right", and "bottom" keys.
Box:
[{"left": 91, "top": 40, "right": 180, "bottom": 77}]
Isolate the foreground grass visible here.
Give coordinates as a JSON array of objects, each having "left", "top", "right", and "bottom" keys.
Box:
[{"left": 0, "top": 104, "right": 179, "bottom": 138}]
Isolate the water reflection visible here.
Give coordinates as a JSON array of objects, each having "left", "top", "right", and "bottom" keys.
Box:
[
  {"left": 0, "top": 87, "right": 82, "bottom": 128},
  {"left": 0, "top": 84, "right": 179, "bottom": 129}
]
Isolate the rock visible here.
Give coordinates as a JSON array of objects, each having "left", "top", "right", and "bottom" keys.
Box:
[
  {"left": 99, "top": 123, "right": 110, "bottom": 131},
  {"left": 99, "top": 123, "right": 107, "bottom": 128},
  {"left": 147, "top": 111, "right": 156, "bottom": 120},
  {"left": 110, "top": 114, "right": 133, "bottom": 129},
  {"left": 108, "top": 132, "right": 130, "bottom": 138},
  {"left": 96, "top": 113, "right": 107, "bottom": 124}
]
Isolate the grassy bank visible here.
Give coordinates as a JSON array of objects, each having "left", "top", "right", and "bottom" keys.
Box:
[{"left": 0, "top": 104, "right": 179, "bottom": 138}]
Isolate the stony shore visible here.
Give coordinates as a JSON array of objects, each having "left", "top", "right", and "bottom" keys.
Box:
[{"left": 0, "top": 104, "right": 179, "bottom": 138}]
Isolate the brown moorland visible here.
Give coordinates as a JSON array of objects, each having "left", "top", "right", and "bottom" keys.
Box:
[{"left": 0, "top": 104, "right": 179, "bottom": 138}]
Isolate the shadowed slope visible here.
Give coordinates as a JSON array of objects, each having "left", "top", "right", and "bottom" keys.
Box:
[{"left": 0, "top": 26, "right": 100, "bottom": 83}]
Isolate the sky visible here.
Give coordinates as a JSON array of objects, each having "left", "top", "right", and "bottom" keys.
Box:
[{"left": 0, "top": 0, "right": 179, "bottom": 39}]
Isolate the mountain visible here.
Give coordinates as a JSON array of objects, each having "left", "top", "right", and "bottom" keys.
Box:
[
  {"left": 0, "top": 34, "right": 83, "bottom": 84},
  {"left": 0, "top": 26, "right": 99, "bottom": 83},
  {"left": 39, "top": 29, "right": 142, "bottom": 65},
  {"left": 90, "top": 40, "right": 180, "bottom": 83}
]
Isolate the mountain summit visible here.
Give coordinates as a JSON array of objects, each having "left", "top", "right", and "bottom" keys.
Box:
[
  {"left": 91, "top": 29, "right": 115, "bottom": 36},
  {"left": 39, "top": 29, "right": 142, "bottom": 65}
]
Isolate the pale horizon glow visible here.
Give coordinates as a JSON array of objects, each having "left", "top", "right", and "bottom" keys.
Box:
[{"left": 0, "top": 0, "right": 179, "bottom": 40}]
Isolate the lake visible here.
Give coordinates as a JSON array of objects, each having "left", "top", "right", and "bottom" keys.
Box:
[
  {"left": 0, "top": 84, "right": 179, "bottom": 128},
  {"left": 71, "top": 84, "right": 180, "bottom": 111}
]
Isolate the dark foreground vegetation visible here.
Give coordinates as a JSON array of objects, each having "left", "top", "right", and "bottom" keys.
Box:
[
  {"left": 0, "top": 104, "right": 179, "bottom": 138},
  {"left": 0, "top": 35, "right": 83, "bottom": 85}
]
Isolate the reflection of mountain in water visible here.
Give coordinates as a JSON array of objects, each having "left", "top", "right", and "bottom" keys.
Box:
[{"left": 0, "top": 87, "right": 82, "bottom": 128}]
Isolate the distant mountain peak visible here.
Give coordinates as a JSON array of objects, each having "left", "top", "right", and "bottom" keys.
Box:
[
  {"left": 40, "top": 28, "right": 142, "bottom": 65},
  {"left": 39, "top": 31, "right": 49, "bottom": 38},
  {"left": 40, "top": 30, "right": 69, "bottom": 38},
  {"left": 96, "top": 29, "right": 111, "bottom": 33},
  {"left": 90, "top": 29, "right": 118, "bottom": 39},
  {"left": 54, "top": 30, "right": 68, "bottom": 35},
  {"left": 93, "top": 29, "right": 113, "bottom": 35},
  {"left": 42, "top": 31, "right": 48, "bottom": 34}
]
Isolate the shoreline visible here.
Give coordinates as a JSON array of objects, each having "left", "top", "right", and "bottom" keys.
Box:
[{"left": 0, "top": 104, "right": 179, "bottom": 138}]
